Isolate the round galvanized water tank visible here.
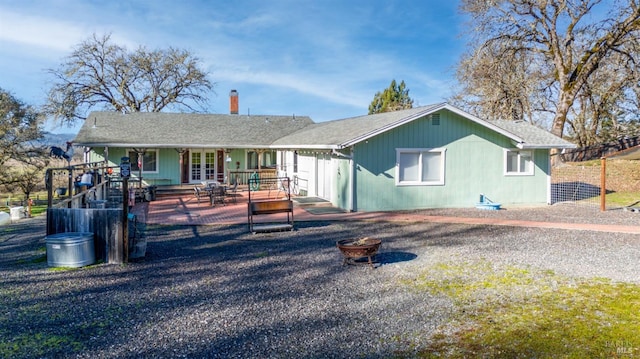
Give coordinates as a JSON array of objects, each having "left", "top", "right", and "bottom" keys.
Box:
[
  {"left": 46, "top": 232, "right": 95, "bottom": 268},
  {"left": 0, "top": 211, "right": 10, "bottom": 226}
]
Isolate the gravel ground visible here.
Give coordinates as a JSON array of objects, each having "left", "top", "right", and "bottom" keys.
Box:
[{"left": 1, "top": 204, "right": 640, "bottom": 358}]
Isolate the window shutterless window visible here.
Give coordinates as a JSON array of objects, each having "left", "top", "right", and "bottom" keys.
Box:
[
  {"left": 504, "top": 149, "right": 533, "bottom": 175},
  {"left": 396, "top": 148, "right": 446, "bottom": 185},
  {"left": 246, "top": 150, "right": 277, "bottom": 169},
  {"left": 128, "top": 149, "right": 159, "bottom": 173}
]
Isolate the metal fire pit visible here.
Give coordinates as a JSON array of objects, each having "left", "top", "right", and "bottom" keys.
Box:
[{"left": 336, "top": 238, "right": 381, "bottom": 269}]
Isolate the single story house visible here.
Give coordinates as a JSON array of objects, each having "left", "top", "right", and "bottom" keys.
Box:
[
  {"left": 73, "top": 102, "right": 575, "bottom": 211},
  {"left": 75, "top": 111, "right": 314, "bottom": 186},
  {"left": 272, "top": 103, "right": 575, "bottom": 211}
]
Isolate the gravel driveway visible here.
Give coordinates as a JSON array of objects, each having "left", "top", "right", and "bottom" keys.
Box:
[{"left": 1, "top": 205, "right": 639, "bottom": 358}]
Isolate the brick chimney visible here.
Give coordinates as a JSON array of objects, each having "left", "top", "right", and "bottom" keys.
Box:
[{"left": 229, "top": 89, "right": 239, "bottom": 114}]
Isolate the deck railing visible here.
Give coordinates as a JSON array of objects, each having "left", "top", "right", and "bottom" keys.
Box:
[{"left": 228, "top": 169, "right": 277, "bottom": 186}]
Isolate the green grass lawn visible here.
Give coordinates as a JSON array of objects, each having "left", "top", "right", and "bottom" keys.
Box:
[
  {"left": 400, "top": 261, "right": 640, "bottom": 358},
  {"left": 1, "top": 190, "right": 59, "bottom": 217},
  {"left": 606, "top": 192, "right": 640, "bottom": 207}
]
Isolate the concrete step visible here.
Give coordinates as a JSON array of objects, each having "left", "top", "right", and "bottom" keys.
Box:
[{"left": 292, "top": 197, "right": 332, "bottom": 207}]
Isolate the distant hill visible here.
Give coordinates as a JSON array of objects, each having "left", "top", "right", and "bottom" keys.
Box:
[{"left": 39, "top": 132, "right": 75, "bottom": 147}]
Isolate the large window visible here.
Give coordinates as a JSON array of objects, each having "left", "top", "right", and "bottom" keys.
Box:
[
  {"left": 247, "top": 150, "right": 277, "bottom": 169},
  {"left": 129, "top": 149, "right": 158, "bottom": 173},
  {"left": 504, "top": 149, "right": 533, "bottom": 175},
  {"left": 396, "top": 148, "right": 446, "bottom": 185}
]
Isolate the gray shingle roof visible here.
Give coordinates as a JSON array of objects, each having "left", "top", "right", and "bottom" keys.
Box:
[
  {"left": 73, "top": 104, "right": 575, "bottom": 150},
  {"left": 488, "top": 119, "right": 575, "bottom": 149},
  {"left": 271, "top": 104, "right": 442, "bottom": 148},
  {"left": 272, "top": 103, "right": 575, "bottom": 150},
  {"left": 74, "top": 112, "right": 314, "bottom": 148}
]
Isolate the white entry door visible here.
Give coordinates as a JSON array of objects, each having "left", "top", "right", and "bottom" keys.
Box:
[{"left": 316, "top": 153, "right": 332, "bottom": 199}]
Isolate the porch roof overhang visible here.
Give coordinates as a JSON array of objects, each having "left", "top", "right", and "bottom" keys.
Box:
[{"left": 77, "top": 143, "right": 286, "bottom": 150}]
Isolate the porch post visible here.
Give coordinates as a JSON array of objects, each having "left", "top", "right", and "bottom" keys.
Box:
[
  {"left": 600, "top": 157, "right": 606, "bottom": 212},
  {"left": 225, "top": 150, "right": 232, "bottom": 185},
  {"left": 176, "top": 148, "right": 186, "bottom": 186}
]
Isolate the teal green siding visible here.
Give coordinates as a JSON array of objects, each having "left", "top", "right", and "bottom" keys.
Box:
[
  {"left": 89, "top": 148, "right": 182, "bottom": 185},
  {"left": 333, "top": 155, "right": 351, "bottom": 209},
  {"left": 352, "top": 110, "right": 551, "bottom": 211},
  {"left": 89, "top": 148, "right": 247, "bottom": 185},
  {"left": 156, "top": 149, "right": 181, "bottom": 183}
]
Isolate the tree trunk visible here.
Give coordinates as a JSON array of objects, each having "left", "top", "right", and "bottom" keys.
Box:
[
  {"left": 550, "top": 91, "right": 575, "bottom": 165},
  {"left": 551, "top": 90, "right": 575, "bottom": 139}
]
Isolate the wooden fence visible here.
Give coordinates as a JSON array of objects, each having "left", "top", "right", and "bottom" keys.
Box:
[
  {"left": 560, "top": 136, "right": 640, "bottom": 162},
  {"left": 46, "top": 208, "right": 144, "bottom": 264}
]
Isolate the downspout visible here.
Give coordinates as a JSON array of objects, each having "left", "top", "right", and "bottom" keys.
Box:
[{"left": 332, "top": 148, "right": 355, "bottom": 212}]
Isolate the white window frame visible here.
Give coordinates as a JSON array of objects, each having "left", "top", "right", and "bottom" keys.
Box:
[
  {"left": 395, "top": 148, "right": 446, "bottom": 186},
  {"left": 129, "top": 149, "right": 159, "bottom": 174},
  {"left": 504, "top": 149, "right": 534, "bottom": 176},
  {"left": 246, "top": 150, "right": 277, "bottom": 170}
]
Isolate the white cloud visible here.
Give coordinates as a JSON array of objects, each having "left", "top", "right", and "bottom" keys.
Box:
[
  {"left": 0, "top": 6, "right": 140, "bottom": 55},
  {"left": 0, "top": 1, "right": 464, "bottom": 132},
  {"left": 0, "top": 8, "right": 84, "bottom": 52},
  {"left": 217, "top": 67, "right": 369, "bottom": 108}
]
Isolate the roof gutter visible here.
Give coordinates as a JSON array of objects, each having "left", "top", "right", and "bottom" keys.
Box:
[
  {"left": 275, "top": 144, "right": 339, "bottom": 150},
  {"left": 515, "top": 142, "right": 577, "bottom": 150}
]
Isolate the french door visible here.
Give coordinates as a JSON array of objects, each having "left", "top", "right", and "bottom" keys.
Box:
[{"left": 190, "top": 150, "right": 221, "bottom": 183}]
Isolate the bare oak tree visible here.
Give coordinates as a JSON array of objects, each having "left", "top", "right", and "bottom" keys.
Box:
[
  {"left": 45, "top": 34, "right": 214, "bottom": 125},
  {"left": 0, "top": 88, "right": 46, "bottom": 168},
  {"left": 451, "top": 41, "right": 550, "bottom": 124},
  {"left": 567, "top": 47, "right": 640, "bottom": 146},
  {"left": 0, "top": 88, "right": 49, "bottom": 197},
  {"left": 457, "top": 0, "right": 640, "bottom": 139}
]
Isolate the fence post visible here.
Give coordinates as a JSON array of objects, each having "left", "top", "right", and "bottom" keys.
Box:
[{"left": 600, "top": 157, "right": 606, "bottom": 212}]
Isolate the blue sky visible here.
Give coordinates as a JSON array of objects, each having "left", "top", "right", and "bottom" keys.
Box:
[{"left": 0, "top": 0, "right": 467, "bottom": 134}]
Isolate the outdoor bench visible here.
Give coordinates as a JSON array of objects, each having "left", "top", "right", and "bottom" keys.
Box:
[{"left": 248, "top": 199, "right": 294, "bottom": 233}]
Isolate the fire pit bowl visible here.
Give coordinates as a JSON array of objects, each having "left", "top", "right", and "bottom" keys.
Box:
[{"left": 336, "top": 238, "right": 382, "bottom": 268}]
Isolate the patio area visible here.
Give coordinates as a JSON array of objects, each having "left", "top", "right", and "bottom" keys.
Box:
[
  {"left": 128, "top": 189, "right": 640, "bottom": 234},
  {"left": 131, "top": 189, "right": 387, "bottom": 226}
]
